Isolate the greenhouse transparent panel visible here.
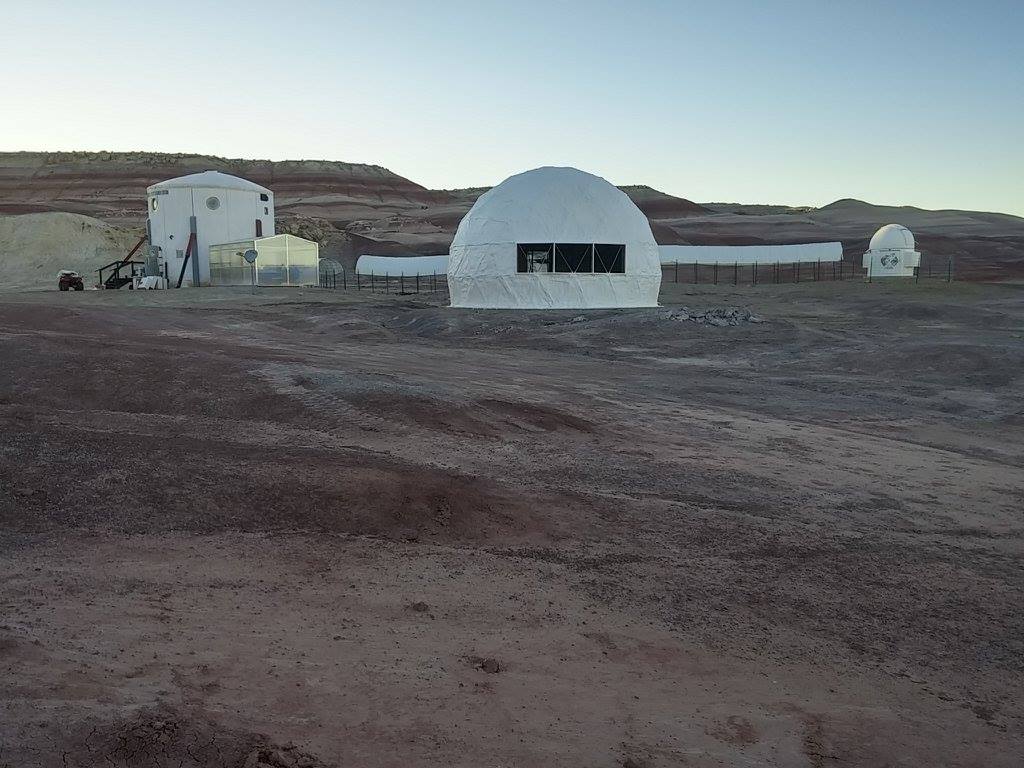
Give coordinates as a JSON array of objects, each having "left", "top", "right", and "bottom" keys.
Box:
[
  {"left": 208, "top": 240, "right": 255, "bottom": 286},
  {"left": 253, "top": 235, "right": 319, "bottom": 286}
]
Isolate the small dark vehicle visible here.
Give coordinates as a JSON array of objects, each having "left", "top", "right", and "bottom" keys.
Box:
[{"left": 58, "top": 270, "right": 85, "bottom": 291}]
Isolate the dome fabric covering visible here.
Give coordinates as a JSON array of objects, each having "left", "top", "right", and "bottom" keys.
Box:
[
  {"left": 147, "top": 170, "right": 271, "bottom": 195},
  {"left": 448, "top": 167, "right": 662, "bottom": 309},
  {"left": 869, "top": 223, "right": 915, "bottom": 251}
]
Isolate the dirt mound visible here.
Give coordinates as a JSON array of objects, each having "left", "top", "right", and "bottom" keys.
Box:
[
  {"left": 0, "top": 212, "right": 140, "bottom": 289},
  {"left": 64, "top": 706, "right": 332, "bottom": 768}
]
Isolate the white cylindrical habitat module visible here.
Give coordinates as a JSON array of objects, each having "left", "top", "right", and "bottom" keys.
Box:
[
  {"left": 448, "top": 167, "right": 662, "bottom": 309},
  {"left": 147, "top": 171, "right": 275, "bottom": 286}
]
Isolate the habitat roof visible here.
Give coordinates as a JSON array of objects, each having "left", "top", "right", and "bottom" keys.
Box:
[
  {"left": 147, "top": 170, "right": 271, "bottom": 195},
  {"left": 452, "top": 166, "right": 658, "bottom": 248}
]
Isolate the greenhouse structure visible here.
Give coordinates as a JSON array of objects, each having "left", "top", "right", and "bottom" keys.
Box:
[{"left": 208, "top": 234, "right": 319, "bottom": 287}]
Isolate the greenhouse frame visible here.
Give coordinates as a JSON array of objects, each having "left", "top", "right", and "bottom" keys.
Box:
[{"left": 208, "top": 234, "right": 320, "bottom": 287}]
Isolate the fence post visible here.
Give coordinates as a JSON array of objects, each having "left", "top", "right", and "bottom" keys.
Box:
[
  {"left": 947, "top": 257, "right": 952, "bottom": 282},
  {"left": 816, "top": 259, "right": 820, "bottom": 281},
  {"left": 753, "top": 262, "right": 757, "bottom": 286},
  {"left": 795, "top": 262, "right": 800, "bottom": 283},
  {"left": 733, "top": 261, "right": 738, "bottom": 286},
  {"left": 386, "top": 272, "right": 390, "bottom": 293},
  {"left": 400, "top": 273, "right": 404, "bottom": 293},
  {"left": 713, "top": 263, "right": 718, "bottom": 285}
]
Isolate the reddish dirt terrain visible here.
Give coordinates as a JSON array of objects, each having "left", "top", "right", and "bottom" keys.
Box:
[{"left": 1, "top": 281, "right": 1022, "bottom": 767}]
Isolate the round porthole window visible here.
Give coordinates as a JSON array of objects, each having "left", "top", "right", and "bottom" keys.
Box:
[
  {"left": 206, "top": 196, "right": 221, "bottom": 211},
  {"left": 150, "top": 197, "right": 159, "bottom": 212}
]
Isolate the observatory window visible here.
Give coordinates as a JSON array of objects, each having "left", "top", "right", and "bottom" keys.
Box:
[
  {"left": 593, "top": 244, "right": 625, "bottom": 273},
  {"left": 255, "top": 219, "right": 263, "bottom": 237},
  {"left": 555, "top": 244, "right": 593, "bottom": 273},
  {"left": 260, "top": 193, "right": 269, "bottom": 202},
  {"left": 150, "top": 197, "right": 159, "bottom": 212},
  {"left": 517, "top": 243, "right": 553, "bottom": 273},
  {"left": 206, "top": 196, "right": 221, "bottom": 211}
]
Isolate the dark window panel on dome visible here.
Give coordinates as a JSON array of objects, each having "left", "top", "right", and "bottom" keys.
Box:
[
  {"left": 517, "top": 243, "right": 554, "bottom": 273},
  {"left": 594, "top": 244, "right": 625, "bottom": 273},
  {"left": 554, "top": 243, "right": 593, "bottom": 273}
]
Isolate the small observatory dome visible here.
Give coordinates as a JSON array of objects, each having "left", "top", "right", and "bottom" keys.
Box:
[
  {"left": 862, "top": 223, "right": 920, "bottom": 278},
  {"left": 448, "top": 166, "right": 662, "bottom": 309},
  {"left": 869, "top": 223, "right": 915, "bottom": 251}
]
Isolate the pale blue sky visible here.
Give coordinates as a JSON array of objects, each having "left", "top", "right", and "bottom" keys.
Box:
[{"left": 2, "top": 0, "right": 1022, "bottom": 214}]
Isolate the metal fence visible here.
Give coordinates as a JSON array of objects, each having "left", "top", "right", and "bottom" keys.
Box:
[
  {"left": 661, "top": 255, "right": 954, "bottom": 285},
  {"left": 318, "top": 267, "right": 449, "bottom": 295},
  {"left": 319, "top": 258, "right": 955, "bottom": 294}
]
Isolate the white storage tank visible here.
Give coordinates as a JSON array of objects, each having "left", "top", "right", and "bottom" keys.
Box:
[{"left": 147, "top": 171, "right": 275, "bottom": 286}]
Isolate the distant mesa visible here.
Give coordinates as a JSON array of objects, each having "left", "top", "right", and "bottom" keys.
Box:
[{"left": 1, "top": 151, "right": 1022, "bottom": 280}]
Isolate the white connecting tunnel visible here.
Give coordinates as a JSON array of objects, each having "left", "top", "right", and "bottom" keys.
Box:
[
  {"left": 659, "top": 242, "right": 843, "bottom": 265},
  {"left": 354, "top": 254, "right": 449, "bottom": 276}
]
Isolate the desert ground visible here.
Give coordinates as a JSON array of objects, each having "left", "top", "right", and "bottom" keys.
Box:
[{"left": 1, "top": 279, "right": 1023, "bottom": 767}]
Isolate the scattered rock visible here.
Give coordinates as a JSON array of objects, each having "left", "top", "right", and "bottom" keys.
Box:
[
  {"left": 465, "top": 654, "right": 502, "bottom": 673},
  {"left": 409, "top": 601, "right": 429, "bottom": 613},
  {"left": 665, "top": 306, "right": 767, "bottom": 326}
]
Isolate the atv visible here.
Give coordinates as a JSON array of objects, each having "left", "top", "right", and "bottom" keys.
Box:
[{"left": 58, "top": 270, "right": 85, "bottom": 291}]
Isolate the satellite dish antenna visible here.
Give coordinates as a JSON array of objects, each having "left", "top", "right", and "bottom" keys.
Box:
[{"left": 242, "top": 249, "right": 259, "bottom": 294}]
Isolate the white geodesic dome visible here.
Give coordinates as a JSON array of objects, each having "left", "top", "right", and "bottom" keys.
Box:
[
  {"left": 448, "top": 167, "right": 662, "bottom": 309},
  {"left": 869, "top": 224, "right": 915, "bottom": 251}
]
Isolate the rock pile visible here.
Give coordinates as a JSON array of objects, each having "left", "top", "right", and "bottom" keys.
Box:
[{"left": 666, "top": 307, "right": 766, "bottom": 326}]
